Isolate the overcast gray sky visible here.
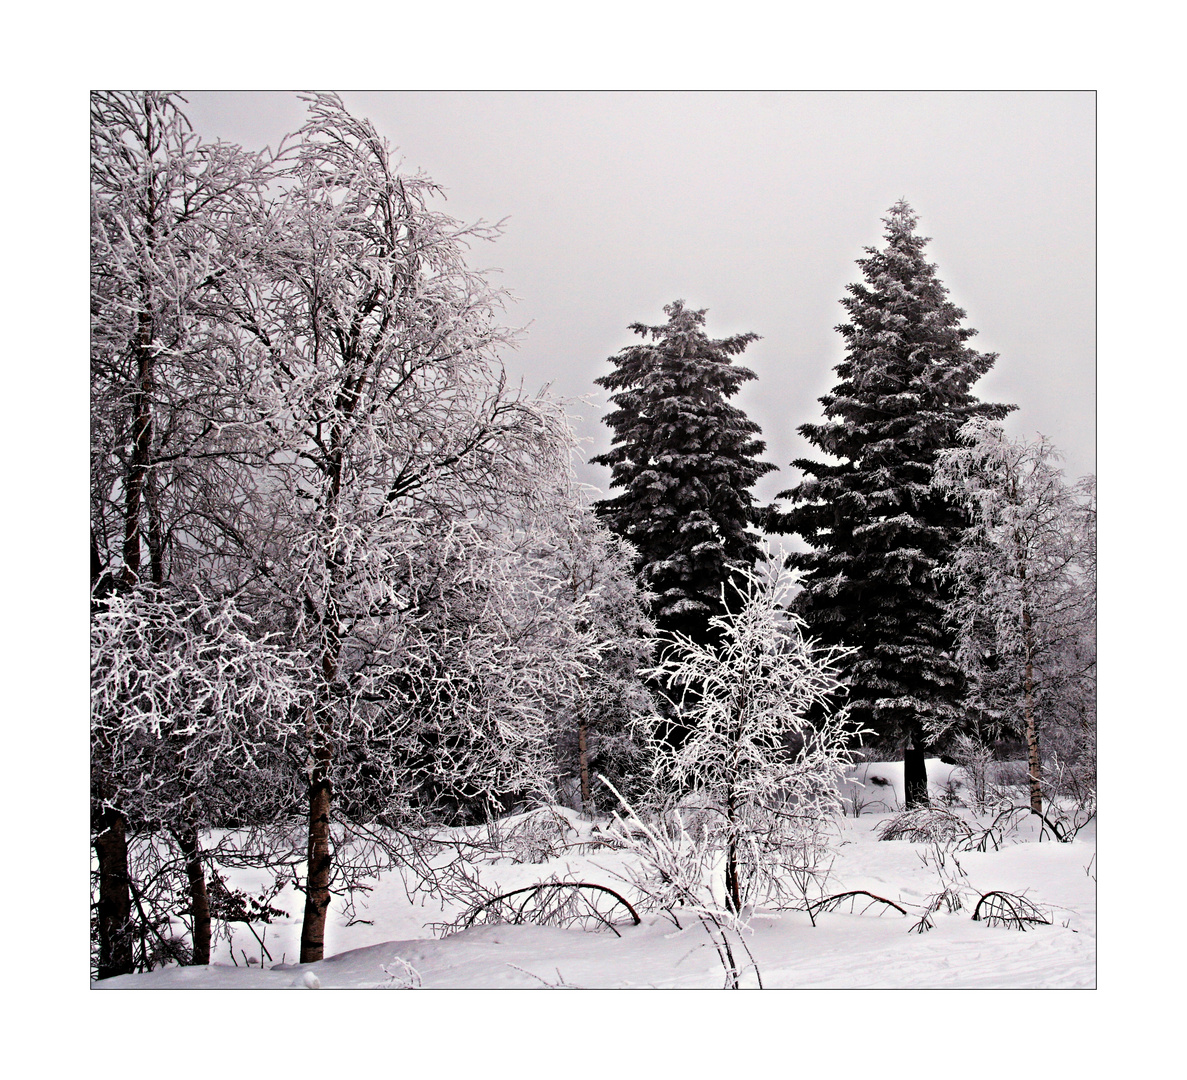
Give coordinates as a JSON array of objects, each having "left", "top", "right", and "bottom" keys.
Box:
[{"left": 183, "top": 90, "right": 1095, "bottom": 501}]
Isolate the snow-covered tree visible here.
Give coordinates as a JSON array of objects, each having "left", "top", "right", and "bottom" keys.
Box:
[
  {"left": 90, "top": 587, "right": 305, "bottom": 971},
  {"left": 90, "top": 91, "right": 274, "bottom": 976},
  {"left": 543, "top": 504, "right": 655, "bottom": 813},
  {"left": 90, "top": 91, "right": 273, "bottom": 594},
  {"left": 932, "top": 421, "right": 1096, "bottom": 817},
  {"left": 245, "top": 94, "right": 579, "bottom": 962},
  {"left": 591, "top": 301, "right": 776, "bottom": 648},
  {"left": 770, "top": 201, "right": 1014, "bottom": 807},
  {"left": 385, "top": 493, "right": 654, "bottom": 821},
  {"left": 641, "top": 559, "right": 859, "bottom": 913},
  {"left": 329, "top": 518, "right": 595, "bottom": 822},
  {"left": 90, "top": 92, "right": 632, "bottom": 973}
]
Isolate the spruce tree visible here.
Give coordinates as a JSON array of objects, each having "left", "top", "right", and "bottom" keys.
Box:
[
  {"left": 592, "top": 301, "right": 775, "bottom": 647},
  {"left": 771, "top": 201, "right": 1014, "bottom": 806}
]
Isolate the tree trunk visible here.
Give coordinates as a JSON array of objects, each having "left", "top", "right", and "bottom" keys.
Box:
[
  {"left": 724, "top": 790, "right": 741, "bottom": 913},
  {"left": 94, "top": 806, "right": 133, "bottom": 979},
  {"left": 903, "top": 743, "right": 929, "bottom": 809},
  {"left": 176, "top": 824, "right": 211, "bottom": 965},
  {"left": 145, "top": 466, "right": 166, "bottom": 587},
  {"left": 122, "top": 310, "right": 155, "bottom": 586},
  {"left": 725, "top": 835, "right": 742, "bottom": 914},
  {"left": 300, "top": 673, "right": 336, "bottom": 963},
  {"left": 92, "top": 539, "right": 133, "bottom": 978},
  {"left": 90, "top": 529, "right": 104, "bottom": 589},
  {"left": 97, "top": 301, "right": 155, "bottom": 978},
  {"left": 577, "top": 716, "right": 592, "bottom": 814},
  {"left": 299, "top": 436, "right": 349, "bottom": 964},
  {"left": 1022, "top": 606, "right": 1043, "bottom": 814},
  {"left": 299, "top": 762, "right": 333, "bottom": 963}
]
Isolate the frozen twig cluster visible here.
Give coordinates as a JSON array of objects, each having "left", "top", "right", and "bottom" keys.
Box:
[{"left": 599, "top": 778, "right": 763, "bottom": 989}]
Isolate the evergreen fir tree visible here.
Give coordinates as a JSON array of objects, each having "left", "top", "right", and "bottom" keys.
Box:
[
  {"left": 771, "top": 201, "right": 1014, "bottom": 806},
  {"left": 592, "top": 301, "right": 776, "bottom": 647}
]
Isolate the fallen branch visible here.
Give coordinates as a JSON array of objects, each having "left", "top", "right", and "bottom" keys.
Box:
[
  {"left": 808, "top": 890, "right": 908, "bottom": 918},
  {"left": 459, "top": 881, "right": 641, "bottom": 936},
  {"left": 970, "top": 891, "right": 1051, "bottom": 930}
]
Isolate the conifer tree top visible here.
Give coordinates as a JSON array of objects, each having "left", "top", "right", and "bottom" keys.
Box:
[
  {"left": 795, "top": 199, "right": 1009, "bottom": 462},
  {"left": 594, "top": 300, "right": 761, "bottom": 395}
]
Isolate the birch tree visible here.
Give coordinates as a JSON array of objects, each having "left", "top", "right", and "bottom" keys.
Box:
[
  {"left": 90, "top": 92, "right": 648, "bottom": 974},
  {"left": 90, "top": 91, "right": 273, "bottom": 975},
  {"left": 90, "top": 91, "right": 273, "bottom": 593},
  {"left": 932, "top": 420, "right": 1096, "bottom": 816},
  {"left": 250, "top": 94, "right": 574, "bottom": 962},
  {"left": 538, "top": 504, "right": 655, "bottom": 813}
]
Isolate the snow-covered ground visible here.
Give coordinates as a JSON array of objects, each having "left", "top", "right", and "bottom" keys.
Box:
[{"left": 95, "top": 760, "right": 1095, "bottom": 990}]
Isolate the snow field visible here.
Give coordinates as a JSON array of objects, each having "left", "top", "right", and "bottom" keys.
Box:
[{"left": 95, "top": 761, "right": 1095, "bottom": 989}]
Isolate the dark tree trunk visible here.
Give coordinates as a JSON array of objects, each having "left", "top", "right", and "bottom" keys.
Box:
[
  {"left": 724, "top": 835, "right": 742, "bottom": 914},
  {"left": 299, "top": 605, "right": 339, "bottom": 964},
  {"left": 904, "top": 743, "right": 929, "bottom": 809},
  {"left": 91, "top": 546, "right": 133, "bottom": 978},
  {"left": 299, "top": 762, "right": 333, "bottom": 963},
  {"left": 300, "top": 679, "right": 336, "bottom": 963},
  {"left": 1022, "top": 606, "right": 1043, "bottom": 815},
  {"left": 176, "top": 824, "right": 211, "bottom": 965},
  {"left": 577, "top": 717, "right": 592, "bottom": 814},
  {"left": 145, "top": 467, "right": 166, "bottom": 587},
  {"left": 90, "top": 529, "right": 104, "bottom": 588},
  {"left": 94, "top": 806, "right": 133, "bottom": 979},
  {"left": 299, "top": 433, "right": 348, "bottom": 965},
  {"left": 122, "top": 310, "right": 155, "bottom": 586},
  {"left": 724, "top": 789, "right": 741, "bottom": 913}
]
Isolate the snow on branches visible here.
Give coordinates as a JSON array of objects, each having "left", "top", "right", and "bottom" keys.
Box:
[
  {"left": 932, "top": 419, "right": 1096, "bottom": 817},
  {"left": 633, "top": 558, "right": 863, "bottom": 913},
  {"left": 90, "top": 586, "right": 305, "bottom": 830}
]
